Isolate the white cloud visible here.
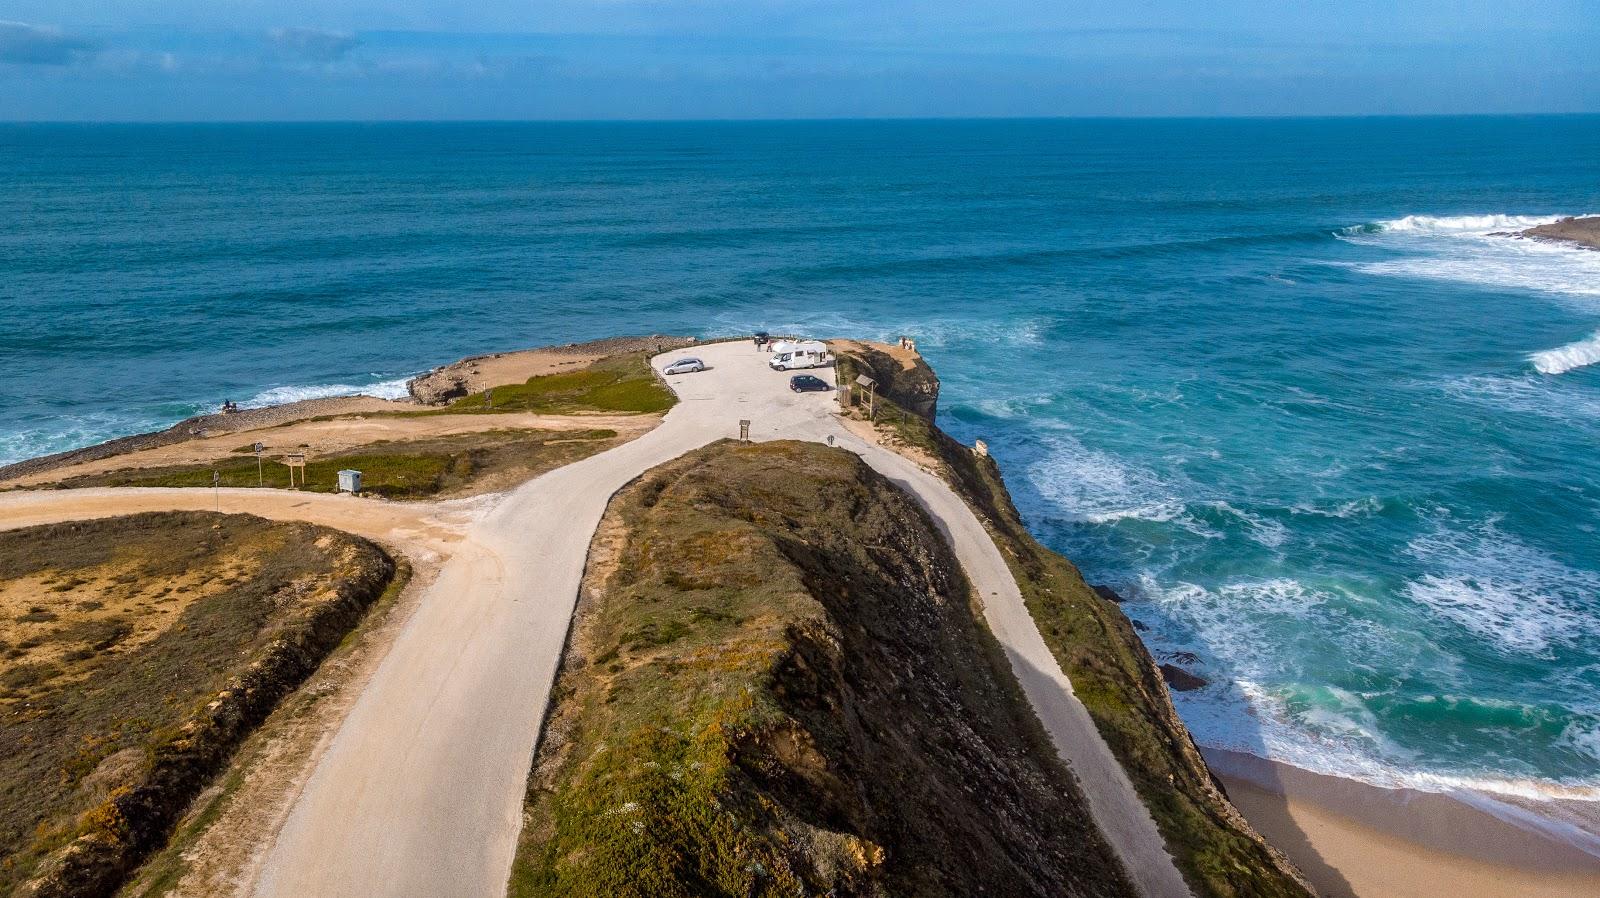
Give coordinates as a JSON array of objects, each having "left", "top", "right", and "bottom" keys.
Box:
[
  {"left": 268, "top": 26, "right": 360, "bottom": 61},
  {"left": 0, "top": 20, "right": 97, "bottom": 65}
]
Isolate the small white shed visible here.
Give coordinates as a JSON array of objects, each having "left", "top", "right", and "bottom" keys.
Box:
[{"left": 337, "top": 469, "right": 362, "bottom": 494}]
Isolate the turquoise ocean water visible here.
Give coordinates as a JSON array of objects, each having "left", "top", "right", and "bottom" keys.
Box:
[{"left": 3, "top": 118, "right": 1598, "bottom": 841}]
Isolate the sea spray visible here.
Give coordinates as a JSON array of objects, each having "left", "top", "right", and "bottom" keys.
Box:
[
  {"left": 243, "top": 377, "right": 413, "bottom": 408},
  {"left": 1531, "top": 332, "right": 1600, "bottom": 375}
]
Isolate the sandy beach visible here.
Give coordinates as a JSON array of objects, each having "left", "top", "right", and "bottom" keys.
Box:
[{"left": 1206, "top": 749, "right": 1600, "bottom": 898}]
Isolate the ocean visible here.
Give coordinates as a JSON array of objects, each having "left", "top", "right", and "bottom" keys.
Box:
[{"left": 3, "top": 117, "right": 1598, "bottom": 832}]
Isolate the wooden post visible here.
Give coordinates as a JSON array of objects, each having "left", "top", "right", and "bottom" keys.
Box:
[
  {"left": 854, "top": 374, "right": 877, "bottom": 420},
  {"left": 285, "top": 453, "right": 307, "bottom": 489}
]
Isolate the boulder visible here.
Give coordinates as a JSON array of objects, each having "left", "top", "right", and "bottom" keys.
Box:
[{"left": 1159, "top": 664, "right": 1208, "bottom": 692}]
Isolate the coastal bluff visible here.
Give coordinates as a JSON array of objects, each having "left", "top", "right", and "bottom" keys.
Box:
[{"left": 1, "top": 335, "right": 1310, "bottom": 898}]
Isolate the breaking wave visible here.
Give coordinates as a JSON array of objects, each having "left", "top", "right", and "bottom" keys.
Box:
[
  {"left": 243, "top": 376, "right": 412, "bottom": 407},
  {"left": 1531, "top": 332, "right": 1600, "bottom": 375},
  {"left": 1348, "top": 213, "right": 1565, "bottom": 235},
  {"left": 1403, "top": 518, "right": 1600, "bottom": 658},
  {"left": 1338, "top": 212, "right": 1600, "bottom": 298}
]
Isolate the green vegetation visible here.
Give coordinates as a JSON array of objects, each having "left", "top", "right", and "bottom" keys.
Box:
[
  {"left": 834, "top": 353, "right": 941, "bottom": 456},
  {"left": 0, "top": 512, "right": 394, "bottom": 898},
  {"left": 916, "top": 424, "right": 1312, "bottom": 897},
  {"left": 513, "top": 441, "right": 1132, "bottom": 898},
  {"left": 442, "top": 352, "right": 675, "bottom": 415},
  {"left": 53, "top": 429, "right": 621, "bottom": 499}
]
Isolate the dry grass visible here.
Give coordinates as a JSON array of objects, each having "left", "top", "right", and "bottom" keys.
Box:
[
  {"left": 0, "top": 513, "right": 394, "bottom": 898},
  {"left": 49, "top": 428, "right": 624, "bottom": 499}
]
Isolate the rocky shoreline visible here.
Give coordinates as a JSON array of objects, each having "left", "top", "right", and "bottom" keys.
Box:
[
  {"left": 0, "top": 334, "right": 697, "bottom": 485},
  {"left": 1515, "top": 215, "right": 1600, "bottom": 250},
  {"left": 0, "top": 396, "right": 404, "bottom": 484}
]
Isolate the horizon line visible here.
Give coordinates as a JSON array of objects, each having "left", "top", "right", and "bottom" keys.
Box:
[{"left": 5, "top": 111, "right": 1599, "bottom": 126}]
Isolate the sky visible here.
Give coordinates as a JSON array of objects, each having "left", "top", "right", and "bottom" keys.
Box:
[{"left": 4, "top": 1, "right": 1599, "bottom": 120}]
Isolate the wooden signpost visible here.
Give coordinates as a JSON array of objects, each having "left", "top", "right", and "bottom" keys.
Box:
[{"left": 285, "top": 453, "right": 307, "bottom": 489}]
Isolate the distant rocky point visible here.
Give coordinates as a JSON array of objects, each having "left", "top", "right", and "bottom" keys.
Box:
[{"left": 1512, "top": 215, "right": 1600, "bottom": 250}]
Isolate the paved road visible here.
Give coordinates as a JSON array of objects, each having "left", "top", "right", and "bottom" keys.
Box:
[{"left": 0, "top": 341, "right": 1189, "bottom": 898}]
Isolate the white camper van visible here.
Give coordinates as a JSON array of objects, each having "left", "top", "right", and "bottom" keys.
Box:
[{"left": 768, "top": 340, "right": 831, "bottom": 371}]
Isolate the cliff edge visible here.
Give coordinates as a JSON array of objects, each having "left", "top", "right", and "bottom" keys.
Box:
[{"left": 513, "top": 440, "right": 1137, "bottom": 897}]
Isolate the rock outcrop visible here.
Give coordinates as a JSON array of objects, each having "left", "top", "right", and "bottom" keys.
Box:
[
  {"left": 829, "top": 339, "right": 941, "bottom": 419},
  {"left": 1517, "top": 215, "right": 1600, "bottom": 250},
  {"left": 406, "top": 334, "right": 695, "bottom": 405}
]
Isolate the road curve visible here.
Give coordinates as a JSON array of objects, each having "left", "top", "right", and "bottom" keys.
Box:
[
  {"left": 832, "top": 426, "right": 1194, "bottom": 898},
  {"left": 0, "top": 341, "right": 1189, "bottom": 898}
]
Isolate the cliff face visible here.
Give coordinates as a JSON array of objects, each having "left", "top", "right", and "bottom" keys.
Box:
[
  {"left": 514, "top": 440, "right": 1135, "bottom": 898},
  {"left": 830, "top": 340, "right": 941, "bottom": 419},
  {"left": 822, "top": 342, "right": 1309, "bottom": 895},
  {"left": 918, "top": 415, "right": 1314, "bottom": 897}
]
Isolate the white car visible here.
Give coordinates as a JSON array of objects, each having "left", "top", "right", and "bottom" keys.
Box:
[{"left": 663, "top": 357, "right": 705, "bottom": 375}]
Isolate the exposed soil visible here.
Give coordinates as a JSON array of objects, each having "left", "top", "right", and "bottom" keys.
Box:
[{"left": 830, "top": 339, "right": 941, "bottom": 419}]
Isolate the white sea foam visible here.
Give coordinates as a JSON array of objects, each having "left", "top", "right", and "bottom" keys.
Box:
[
  {"left": 0, "top": 410, "right": 201, "bottom": 467},
  {"left": 243, "top": 376, "right": 411, "bottom": 407},
  {"left": 1024, "top": 433, "right": 1213, "bottom": 533},
  {"left": 1560, "top": 719, "right": 1600, "bottom": 766},
  {"left": 1108, "top": 571, "right": 1600, "bottom": 853},
  {"left": 1443, "top": 373, "right": 1600, "bottom": 420},
  {"left": 1403, "top": 518, "right": 1600, "bottom": 657},
  {"left": 1338, "top": 212, "right": 1600, "bottom": 299},
  {"left": 1207, "top": 501, "right": 1288, "bottom": 548},
  {"left": 1531, "top": 331, "right": 1600, "bottom": 375},
  {"left": 1288, "top": 496, "right": 1383, "bottom": 519},
  {"left": 1365, "top": 213, "right": 1565, "bottom": 234}
]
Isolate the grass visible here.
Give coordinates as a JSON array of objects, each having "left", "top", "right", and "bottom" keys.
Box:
[
  {"left": 511, "top": 440, "right": 1132, "bottom": 898},
  {"left": 52, "top": 429, "right": 622, "bottom": 499},
  {"left": 118, "top": 557, "right": 415, "bottom": 898},
  {"left": 0, "top": 512, "right": 394, "bottom": 898},
  {"left": 432, "top": 352, "right": 675, "bottom": 415},
  {"left": 833, "top": 354, "right": 940, "bottom": 457},
  {"left": 915, "top": 424, "right": 1313, "bottom": 897}
]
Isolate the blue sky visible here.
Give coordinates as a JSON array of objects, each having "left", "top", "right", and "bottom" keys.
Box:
[{"left": 5, "top": 1, "right": 1599, "bottom": 120}]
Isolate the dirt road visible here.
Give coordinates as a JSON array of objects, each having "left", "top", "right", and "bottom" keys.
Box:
[{"left": 0, "top": 341, "right": 1188, "bottom": 898}]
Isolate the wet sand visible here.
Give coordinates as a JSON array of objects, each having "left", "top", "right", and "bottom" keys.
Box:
[{"left": 1206, "top": 749, "right": 1600, "bottom": 898}]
